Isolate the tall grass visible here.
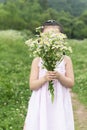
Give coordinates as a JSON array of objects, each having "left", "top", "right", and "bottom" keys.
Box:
[
  {"left": 0, "top": 30, "right": 87, "bottom": 129},
  {"left": 0, "top": 30, "right": 32, "bottom": 130},
  {"left": 70, "top": 39, "right": 87, "bottom": 106}
]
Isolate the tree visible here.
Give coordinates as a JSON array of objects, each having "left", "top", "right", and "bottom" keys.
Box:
[
  {"left": 72, "top": 19, "right": 86, "bottom": 39},
  {"left": 49, "top": 0, "right": 87, "bottom": 16},
  {"left": 39, "top": 0, "right": 48, "bottom": 9},
  {"left": 80, "top": 11, "right": 87, "bottom": 24}
]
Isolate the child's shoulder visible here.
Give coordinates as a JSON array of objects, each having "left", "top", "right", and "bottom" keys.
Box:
[
  {"left": 64, "top": 55, "right": 72, "bottom": 64},
  {"left": 31, "top": 57, "right": 40, "bottom": 65}
]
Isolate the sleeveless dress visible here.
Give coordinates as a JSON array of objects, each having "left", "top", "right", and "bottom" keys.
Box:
[{"left": 24, "top": 58, "right": 75, "bottom": 130}]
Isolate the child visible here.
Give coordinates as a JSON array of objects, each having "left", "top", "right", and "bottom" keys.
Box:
[{"left": 23, "top": 20, "right": 75, "bottom": 130}]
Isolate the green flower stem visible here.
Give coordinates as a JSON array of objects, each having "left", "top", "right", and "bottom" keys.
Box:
[{"left": 48, "top": 81, "right": 54, "bottom": 103}]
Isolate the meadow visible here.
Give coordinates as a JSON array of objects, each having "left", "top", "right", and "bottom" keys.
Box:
[{"left": 0, "top": 30, "right": 87, "bottom": 130}]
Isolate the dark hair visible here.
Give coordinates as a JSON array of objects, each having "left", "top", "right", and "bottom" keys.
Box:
[{"left": 41, "top": 20, "right": 63, "bottom": 33}]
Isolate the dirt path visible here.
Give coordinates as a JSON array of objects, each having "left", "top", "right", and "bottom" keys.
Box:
[{"left": 71, "top": 92, "right": 87, "bottom": 130}]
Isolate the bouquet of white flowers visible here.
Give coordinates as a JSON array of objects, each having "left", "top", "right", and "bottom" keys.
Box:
[{"left": 25, "top": 29, "right": 72, "bottom": 102}]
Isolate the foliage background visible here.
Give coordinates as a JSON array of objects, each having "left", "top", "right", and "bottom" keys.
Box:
[{"left": 0, "top": 0, "right": 87, "bottom": 39}]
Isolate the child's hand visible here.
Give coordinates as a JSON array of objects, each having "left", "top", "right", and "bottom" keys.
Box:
[
  {"left": 44, "top": 71, "right": 55, "bottom": 82},
  {"left": 44, "top": 71, "right": 60, "bottom": 81},
  {"left": 51, "top": 71, "right": 60, "bottom": 80}
]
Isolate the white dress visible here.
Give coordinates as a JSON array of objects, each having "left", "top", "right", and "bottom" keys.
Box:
[{"left": 24, "top": 58, "right": 75, "bottom": 130}]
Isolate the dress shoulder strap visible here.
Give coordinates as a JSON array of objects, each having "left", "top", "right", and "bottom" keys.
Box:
[{"left": 38, "top": 57, "right": 42, "bottom": 67}]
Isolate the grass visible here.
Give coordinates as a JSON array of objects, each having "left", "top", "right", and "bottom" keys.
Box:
[
  {"left": 69, "top": 39, "right": 87, "bottom": 106},
  {"left": 0, "top": 30, "right": 32, "bottom": 130},
  {"left": 0, "top": 30, "right": 87, "bottom": 129}
]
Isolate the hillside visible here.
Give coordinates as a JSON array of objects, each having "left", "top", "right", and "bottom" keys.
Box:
[
  {"left": 0, "top": 0, "right": 87, "bottom": 16},
  {"left": 48, "top": 0, "right": 87, "bottom": 16},
  {"left": 0, "top": 0, "right": 87, "bottom": 39}
]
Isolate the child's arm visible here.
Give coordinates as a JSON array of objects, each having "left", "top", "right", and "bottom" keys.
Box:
[
  {"left": 29, "top": 57, "right": 55, "bottom": 90},
  {"left": 53, "top": 56, "right": 74, "bottom": 88}
]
